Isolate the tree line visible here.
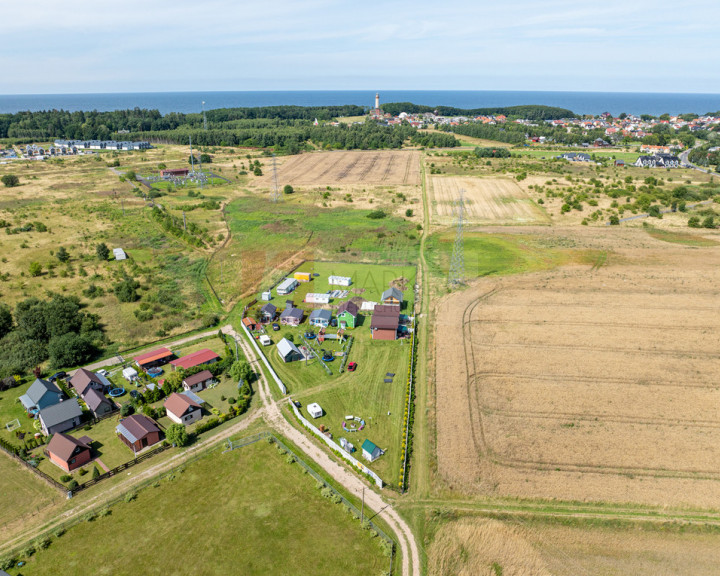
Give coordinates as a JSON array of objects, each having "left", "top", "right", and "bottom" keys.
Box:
[{"left": 379, "top": 102, "right": 576, "bottom": 120}]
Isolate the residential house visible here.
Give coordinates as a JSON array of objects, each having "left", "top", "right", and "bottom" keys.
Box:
[
  {"left": 635, "top": 155, "right": 658, "bottom": 168},
  {"left": 182, "top": 369, "right": 214, "bottom": 393},
  {"left": 70, "top": 368, "right": 112, "bottom": 395},
  {"left": 19, "top": 379, "right": 63, "bottom": 412},
  {"left": 39, "top": 399, "right": 83, "bottom": 436},
  {"left": 304, "top": 293, "right": 330, "bottom": 305},
  {"left": 280, "top": 307, "right": 304, "bottom": 326},
  {"left": 381, "top": 287, "right": 403, "bottom": 305},
  {"left": 309, "top": 309, "right": 332, "bottom": 328},
  {"left": 260, "top": 303, "right": 277, "bottom": 322},
  {"left": 82, "top": 387, "right": 114, "bottom": 418},
  {"left": 361, "top": 439, "right": 384, "bottom": 462},
  {"left": 164, "top": 393, "right": 203, "bottom": 426},
  {"left": 370, "top": 305, "right": 400, "bottom": 341},
  {"left": 336, "top": 301, "right": 359, "bottom": 328},
  {"left": 170, "top": 349, "right": 220, "bottom": 371},
  {"left": 46, "top": 433, "right": 92, "bottom": 472},
  {"left": 116, "top": 414, "right": 162, "bottom": 452},
  {"left": 277, "top": 338, "right": 303, "bottom": 363}
]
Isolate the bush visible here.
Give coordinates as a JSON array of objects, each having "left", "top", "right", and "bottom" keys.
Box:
[
  {"left": 366, "top": 209, "right": 387, "bottom": 219},
  {"left": 283, "top": 184, "right": 294, "bottom": 195},
  {"left": 1, "top": 174, "right": 20, "bottom": 188},
  {"left": 120, "top": 403, "right": 134, "bottom": 417},
  {"left": 125, "top": 492, "right": 137, "bottom": 503},
  {"left": 166, "top": 423, "right": 189, "bottom": 447},
  {"left": 29, "top": 261, "right": 42, "bottom": 276},
  {"left": 60, "top": 474, "right": 72, "bottom": 483},
  {"left": 78, "top": 467, "right": 88, "bottom": 476},
  {"left": 405, "top": 209, "right": 413, "bottom": 217},
  {"left": 609, "top": 215, "right": 620, "bottom": 225},
  {"left": 92, "top": 466, "right": 100, "bottom": 479},
  {"left": 67, "top": 480, "right": 78, "bottom": 490},
  {"left": 688, "top": 216, "right": 701, "bottom": 228},
  {"left": 703, "top": 216, "right": 716, "bottom": 229}
]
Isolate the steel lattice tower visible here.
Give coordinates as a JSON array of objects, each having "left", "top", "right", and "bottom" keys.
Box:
[
  {"left": 448, "top": 189, "right": 465, "bottom": 287},
  {"left": 271, "top": 153, "right": 280, "bottom": 202}
]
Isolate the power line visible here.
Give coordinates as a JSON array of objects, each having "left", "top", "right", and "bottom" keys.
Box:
[
  {"left": 271, "top": 153, "right": 280, "bottom": 202},
  {"left": 448, "top": 188, "right": 465, "bottom": 287}
]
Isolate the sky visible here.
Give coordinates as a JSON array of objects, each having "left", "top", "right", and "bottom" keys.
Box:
[{"left": 3, "top": 0, "right": 720, "bottom": 94}]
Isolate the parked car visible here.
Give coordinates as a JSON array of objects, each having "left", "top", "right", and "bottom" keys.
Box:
[
  {"left": 347, "top": 362, "right": 357, "bottom": 372},
  {"left": 272, "top": 323, "right": 280, "bottom": 331},
  {"left": 129, "top": 390, "right": 139, "bottom": 399},
  {"left": 97, "top": 369, "right": 109, "bottom": 377},
  {"left": 48, "top": 371, "right": 66, "bottom": 382},
  {"left": 330, "top": 319, "right": 338, "bottom": 327}
]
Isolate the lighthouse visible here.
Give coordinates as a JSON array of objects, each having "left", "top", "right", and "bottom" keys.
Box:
[{"left": 375, "top": 92, "right": 380, "bottom": 110}]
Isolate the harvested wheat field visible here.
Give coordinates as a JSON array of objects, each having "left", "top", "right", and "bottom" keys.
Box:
[
  {"left": 429, "top": 176, "right": 547, "bottom": 225},
  {"left": 434, "top": 228, "right": 720, "bottom": 507},
  {"left": 428, "top": 517, "right": 720, "bottom": 576},
  {"left": 254, "top": 150, "right": 421, "bottom": 187}
]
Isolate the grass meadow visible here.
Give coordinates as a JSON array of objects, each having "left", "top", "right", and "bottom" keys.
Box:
[{"left": 15, "top": 439, "right": 390, "bottom": 576}]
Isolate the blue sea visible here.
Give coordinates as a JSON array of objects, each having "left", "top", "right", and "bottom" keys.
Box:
[{"left": 1, "top": 90, "right": 720, "bottom": 117}]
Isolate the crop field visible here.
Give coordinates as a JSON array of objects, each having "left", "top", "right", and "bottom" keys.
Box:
[
  {"left": 427, "top": 516, "right": 720, "bottom": 576},
  {"left": 429, "top": 176, "right": 548, "bottom": 225},
  {"left": 434, "top": 228, "right": 720, "bottom": 508},
  {"left": 254, "top": 150, "right": 421, "bottom": 187},
  {"left": 19, "top": 440, "right": 390, "bottom": 576}
]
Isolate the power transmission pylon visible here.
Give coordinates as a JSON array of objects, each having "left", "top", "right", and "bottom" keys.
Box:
[
  {"left": 271, "top": 153, "right": 280, "bottom": 202},
  {"left": 448, "top": 189, "right": 465, "bottom": 287}
]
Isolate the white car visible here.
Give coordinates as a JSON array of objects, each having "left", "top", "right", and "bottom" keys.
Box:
[{"left": 97, "top": 369, "right": 109, "bottom": 377}]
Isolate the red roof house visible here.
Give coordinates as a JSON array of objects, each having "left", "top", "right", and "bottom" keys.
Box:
[
  {"left": 133, "top": 347, "right": 174, "bottom": 369},
  {"left": 46, "top": 433, "right": 92, "bottom": 472},
  {"left": 170, "top": 349, "right": 220, "bottom": 371}
]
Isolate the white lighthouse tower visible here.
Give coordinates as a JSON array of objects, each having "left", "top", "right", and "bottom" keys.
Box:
[{"left": 375, "top": 92, "right": 380, "bottom": 110}]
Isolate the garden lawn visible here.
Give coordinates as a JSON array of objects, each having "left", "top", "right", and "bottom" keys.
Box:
[
  {"left": 0, "top": 380, "right": 38, "bottom": 451},
  {"left": 20, "top": 440, "right": 389, "bottom": 576}
]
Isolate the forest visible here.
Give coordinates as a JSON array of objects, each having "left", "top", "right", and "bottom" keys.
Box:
[{"left": 0, "top": 105, "right": 458, "bottom": 151}]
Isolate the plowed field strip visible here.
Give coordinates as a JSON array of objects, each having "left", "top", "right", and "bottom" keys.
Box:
[
  {"left": 356, "top": 154, "right": 379, "bottom": 181},
  {"left": 382, "top": 154, "right": 395, "bottom": 181},
  {"left": 469, "top": 372, "right": 717, "bottom": 389},
  {"left": 471, "top": 341, "right": 720, "bottom": 359},
  {"left": 469, "top": 319, "right": 720, "bottom": 332}
]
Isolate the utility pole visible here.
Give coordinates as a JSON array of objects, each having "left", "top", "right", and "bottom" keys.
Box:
[
  {"left": 183, "top": 211, "right": 187, "bottom": 231},
  {"left": 202, "top": 101, "right": 207, "bottom": 130},
  {"left": 121, "top": 198, "right": 125, "bottom": 217},
  {"left": 189, "top": 135, "right": 195, "bottom": 173},
  {"left": 271, "top": 153, "right": 280, "bottom": 202},
  {"left": 361, "top": 487, "right": 365, "bottom": 524}
]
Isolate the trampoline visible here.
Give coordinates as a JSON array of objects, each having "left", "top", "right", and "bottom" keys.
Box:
[
  {"left": 304, "top": 332, "right": 317, "bottom": 340},
  {"left": 321, "top": 351, "right": 335, "bottom": 362},
  {"left": 108, "top": 387, "right": 126, "bottom": 397}
]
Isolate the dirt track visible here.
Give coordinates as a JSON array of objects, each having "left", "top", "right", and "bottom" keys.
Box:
[{"left": 434, "top": 230, "right": 720, "bottom": 507}]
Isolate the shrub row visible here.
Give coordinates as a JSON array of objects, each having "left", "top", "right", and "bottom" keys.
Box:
[{"left": 399, "top": 328, "right": 417, "bottom": 492}]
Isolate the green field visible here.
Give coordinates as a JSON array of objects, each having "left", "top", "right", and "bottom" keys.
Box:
[
  {"left": 426, "top": 230, "right": 600, "bottom": 280},
  {"left": 514, "top": 147, "right": 641, "bottom": 163},
  {"left": 16, "top": 439, "right": 390, "bottom": 576},
  {"left": 0, "top": 455, "right": 60, "bottom": 529},
  {"left": 206, "top": 195, "right": 420, "bottom": 305}
]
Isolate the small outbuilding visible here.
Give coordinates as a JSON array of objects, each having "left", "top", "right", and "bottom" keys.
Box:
[
  {"left": 259, "top": 335, "right": 272, "bottom": 346},
  {"left": 277, "top": 338, "right": 303, "bottom": 363},
  {"left": 113, "top": 248, "right": 127, "bottom": 261},
  {"left": 361, "top": 439, "right": 384, "bottom": 462},
  {"left": 134, "top": 347, "right": 174, "bottom": 369},
  {"left": 305, "top": 293, "right": 331, "bottom": 305},
  {"left": 122, "top": 367, "right": 139, "bottom": 382},
  {"left": 164, "top": 392, "right": 203, "bottom": 426},
  {"left": 309, "top": 309, "right": 332, "bottom": 328},
  {"left": 170, "top": 348, "right": 220, "bottom": 371},
  {"left": 261, "top": 291, "right": 272, "bottom": 301},
  {"left": 328, "top": 276, "right": 352, "bottom": 286},
  {"left": 46, "top": 433, "right": 92, "bottom": 472},
  {"left": 336, "top": 301, "right": 359, "bottom": 328},
  {"left": 370, "top": 304, "right": 400, "bottom": 341},
  {"left": 307, "top": 402, "right": 323, "bottom": 418},
  {"left": 294, "top": 272, "right": 312, "bottom": 283}
]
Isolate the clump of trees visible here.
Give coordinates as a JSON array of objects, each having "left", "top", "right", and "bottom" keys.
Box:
[
  {"left": 0, "top": 294, "right": 105, "bottom": 376},
  {"left": 1, "top": 174, "right": 20, "bottom": 188}
]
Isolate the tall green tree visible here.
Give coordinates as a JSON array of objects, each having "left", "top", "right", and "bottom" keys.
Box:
[
  {"left": 96, "top": 243, "right": 110, "bottom": 260},
  {"left": 1, "top": 174, "right": 19, "bottom": 188},
  {"left": 0, "top": 304, "right": 12, "bottom": 340},
  {"left": 56, "top": 247, "right": 70, "bottom": 263}
]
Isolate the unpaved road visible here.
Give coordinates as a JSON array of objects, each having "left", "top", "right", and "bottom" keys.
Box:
[{"left": 225, "top": 326, "right": 421, "bottom": 576}]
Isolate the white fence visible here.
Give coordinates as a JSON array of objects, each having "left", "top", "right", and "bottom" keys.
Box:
[
  {"left": 240, "top": 323, "right": 287, "bottom": 395},
  {"left": 289, "top": 399, "right": 383, "bottom": 488}
]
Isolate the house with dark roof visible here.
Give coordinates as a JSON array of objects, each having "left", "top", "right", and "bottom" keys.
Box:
[
  {"left": 46, "top": 433, "right": 91, "bottom": 471},
  {"left": 260, "top": 303, "right": 277, "bottom": 322},
  {"left": 70, "top": 368, "right": 112, "bottom": 395},
  {"left": 19, "top": 379, "right": 63, "bottom": 412},
  {"left": 170, "top": 349, "right": 220, "bottom": 371},
  {"left": 82, "top": 387, "right": 114, "bottom": 418},
  {"left": 309, "top": 309, "right": 332, "bottom": 328},
  {"left": 370, "top": 305, "right": 400, "bottom": 341},
  {"left": 336, "top": 300, "right": 359, "bottom": 328},
  {"left": 164, "top": 393, "right": 203, "bottom": 426},
  {"left": 116, "top": 414, "right": 162, "bottom": 452},
  {"left": 182, "top": 369, "right": 214, "bottom": 393},
  {"left": 381, "top": 286, "right": 403, "bottom": 305},
  {"left": 39, "top": 398, "right": 83, "bottom": 435},
  {"left": 280, "top": 307, "right": 304, "bottom": 326}
]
